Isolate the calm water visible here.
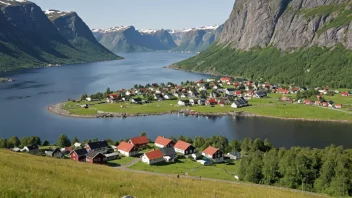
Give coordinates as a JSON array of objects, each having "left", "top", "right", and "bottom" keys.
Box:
[{"left": 0, "top": 52, "right": 352, "bottom": 148}]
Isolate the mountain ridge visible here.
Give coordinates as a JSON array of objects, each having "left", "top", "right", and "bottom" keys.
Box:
[{"left": 172, "top": 0, "right": 352, "bottom": 88}]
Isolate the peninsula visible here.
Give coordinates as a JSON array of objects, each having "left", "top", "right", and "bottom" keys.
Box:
[{"left": 49, "top": 78, "right": 352, "bottom": 123}]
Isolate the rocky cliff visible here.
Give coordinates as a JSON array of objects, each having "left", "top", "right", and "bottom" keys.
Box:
[
  {"left": 219, "top": 0, "right": 352, "bottom": 50},
  {"left": 170, "top": 25, "right": 223, "bottom": 52},
  {"left": 172, "top": 0, "right": 352, "bottom": 88},
  {"left": 0, "top": 1, "right": 119, "bottom": 71}
]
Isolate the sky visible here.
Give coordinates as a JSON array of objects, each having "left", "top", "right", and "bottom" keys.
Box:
[{"left": 31, "top": 0, "right": 235, "bottom": 30}]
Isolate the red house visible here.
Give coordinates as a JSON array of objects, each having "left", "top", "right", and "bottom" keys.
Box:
[
  {"left": 233, "top": 82, "right": 239, "bottom": 87},
  {"left": 341, "top": 92, "right": 350, "bottom": 97},
  {"left": 206, "top": 98, "right": 217, "bottom": 105},
  {"left": 70, "top": 149, "right": 88, "bottom": 162},
  {"left": 86, "top": 151, "right": 107, "bottom": 164},
  {"left": 304, "top": 100, "right": 312, "bottom": 105},
  {"left": 129, "top": 136, "right": 149, "bottom": 149},
  {"left": 154, "top": 136, "right": 175, "bottom": 148},
  {"left": 220, "top": 77, "right": 231, "bottom": 83}
]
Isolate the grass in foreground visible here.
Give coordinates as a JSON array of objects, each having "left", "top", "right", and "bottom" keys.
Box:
[{"left": 0, "top": 150, "right": 325, "bottom": 198}]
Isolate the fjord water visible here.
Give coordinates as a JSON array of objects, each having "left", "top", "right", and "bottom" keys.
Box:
[{"left": 0, "top": 52, "right": 351, "bottom": 148}]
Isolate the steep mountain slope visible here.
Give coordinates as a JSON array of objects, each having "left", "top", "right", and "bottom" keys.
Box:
[
  {"left": 172, "top": 25, "right": 223, "bottom": 52},
  {"left": 93, "top": 27, "right": 176, "bottom": 53},
  {"left": 0, "top": 1, "right": 119, "bottom": 72},
  {"left": 45, "top": 10, "right": 119, "bottom": 61},
  {"left": 172, "top": 0, "right": 352, "bottom": 88},
  {"left": 140, "top": 29, "right": 177, "bottom": 50}
]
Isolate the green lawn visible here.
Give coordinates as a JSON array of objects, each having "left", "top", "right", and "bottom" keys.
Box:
[
  {"left": 189, "top": 161, "right": 240, "bottom": 181},
  {"left": 130, "top": 157, "right": 202, "bottom": 175},
  {"left": 107, "top": 156, "right": 135, "bottom": 166}
]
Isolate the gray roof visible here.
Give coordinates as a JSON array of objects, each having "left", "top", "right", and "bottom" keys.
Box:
[
  {"left": 72, "top": 148, "right": 88, "bottom": 156},
  {"left": 160, "top": 147, "right": 177, "bottom": 156},
  {"left": 86, "top": 151, "right": 103, "bottom": 158},
  {"left": 87, "top": 141, "right": 108, "bottom": 150}
]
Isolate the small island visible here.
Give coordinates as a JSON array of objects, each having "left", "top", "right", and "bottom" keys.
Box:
[
  {"left": 0, "top": 78, "right": 13, "bottom": 83},
  {"left": 49, "top": 78, "right": 352, "bottom": 122}
]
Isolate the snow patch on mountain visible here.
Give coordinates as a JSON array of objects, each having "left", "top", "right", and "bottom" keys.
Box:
[{"left": 92, "top": 26, "right": 133, "bottom": 33}]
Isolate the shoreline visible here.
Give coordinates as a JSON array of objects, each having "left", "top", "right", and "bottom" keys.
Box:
[{"left": 48, "top": 102, "right": 352, "bottom": 123}]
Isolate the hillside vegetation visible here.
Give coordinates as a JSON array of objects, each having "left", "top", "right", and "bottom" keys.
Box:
[
  {"left": 172, "top": 44, "right": 352, "bottom": 88},
  {"left": 0, "top": 150, "right": 323, "bottom": 198}
]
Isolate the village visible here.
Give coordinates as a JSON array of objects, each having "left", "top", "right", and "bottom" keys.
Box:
[
  {"left": 8, "top": 134, "right": 242, "bottom": 181},
  {"left": 58, "top": 77, "right": 352, "bottom": 121}
]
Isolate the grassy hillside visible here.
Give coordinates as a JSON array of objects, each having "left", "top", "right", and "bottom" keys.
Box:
[
  {"left": 0, "top": 150, "right": 324, "bottom": 198},
  {"left": 172, "top": 44, "right": 352, "bottom": 88}
]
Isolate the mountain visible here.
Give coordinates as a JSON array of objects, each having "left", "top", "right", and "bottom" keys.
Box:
[
  {"left": 0, "top": 1, "right": 120, "bottom": 72},
  {"left": 172, "top": 0, "right": 352, "bottom": 88},
  {"left": 45, "top": 10, "right": 118, "bottom": 61},
  {"left": 170, "top": 25, "right": 223, "bottom": 52},
  {"left": 93, "top": 27, "right": 176, "bottom": 53}
]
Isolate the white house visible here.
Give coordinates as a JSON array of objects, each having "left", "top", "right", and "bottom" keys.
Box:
[
  {"left": 74, "top": 142, "right": 81, "bottom": 148},
  {"left": 231, "top": 103, "right": 239, "bottom": 108},
  {"left": 142, "top": 150, "right": 165, "bottom": 165},
  {"left": 225, "top": 88, "right": 235, "bottom": 96},
  {"left": 178, "top": 100, "right": 186, "bottom": 106},
  {"left": 126, "top": 91, "right": 131, "bottom": 96},
  {"left": 154, "top": 136, "right": 175, "bottom": 148},
  {"left": 174, "top": 141, "right": 196, "bottom": 155},
  {"left": 207, "top": 79, "right": 215, "bottom": 82},
  {"left": 86, "top": 97, "right": 92, "bottom": 102},
  {"left": 117, "top": 142, "right": 139, "bottom": 157},
  {"left": 202, "top": 146, "right": 224, "bottom": 163}
]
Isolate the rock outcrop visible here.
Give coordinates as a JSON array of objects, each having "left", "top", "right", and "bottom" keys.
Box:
[{"left": 218, "top": 0, "right": 352, "bottom": 51}]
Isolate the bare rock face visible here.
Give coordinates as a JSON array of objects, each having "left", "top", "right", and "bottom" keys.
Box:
[{"left": 218, "top": 0, "right": 352, "bottom": 51}]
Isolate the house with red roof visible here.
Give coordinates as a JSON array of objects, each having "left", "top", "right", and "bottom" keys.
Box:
[
  {"left": 202, "top": 146, "right": 224, "bottom": 163},
  {"left": 335, "top": 104, "right": 342, "bottom": 109},
  {"left": 142, "top": 150, "right": 165, "bottom": 165},
  {"left": 117, "top": 142, "right": 139, "bottom": 157},
  {"left": 129, "top": 136, "right": 149, "bottom": 149},
  {"left": 322, "top": 102, "right": 328, "bottom": 107},
  {"left": 233, "top": 82, "right": 239, "bottom": 87},
  {"left": 304, "top": 100, "right": 312, "bottom": 105},
  {"left": 154, "top": 136, "right": 175, "bottom": 148},
  {"left": 220, "top": 77, "right": 231, "bottom": 83},
  {"left": 341, "top": 92, "right": 350, "bottom": 97},
  {"left": 235, "top": 91, "right": 242, "bottom": 97},
  {"left": 174, "top": 140, "right": 196, "bottom": 155},
  {"left": 277, "top": 88, "right": 290, "bottom": 94},
  {"left": 206, "top": 98, "right": 217, "bottom": 106}
]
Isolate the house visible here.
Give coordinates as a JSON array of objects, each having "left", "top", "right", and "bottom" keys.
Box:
[
  {"left": 235, "top": 91, "right": 242, "bottom": 97},
  {"left": 85, "top": 141, "right": 109, "bottom": 154},
  {"left": 117, "top": 142, "right": 139, "bottom": 157},
  {"left": 255, "top": 91, "right": 267, "bottom": 98},
  {"left": 60, "top": 147, "right": 73, "bottom": 155},
  {"left": 105, "top": 153, "right": 120, "bottom": 161},
  {"left": 174, "top": 140, "right": 196, "bottom": 155},
  {"left": 322, "top": 102, "right": 328, "bottom": 107},
  {"left": 23, "top": 145, "right": 40, "bottom": 154},
  {"left": 231, "top": 102, "right": 239, "bottom": 108},
  {"left": 160, "top": 147, "right": 177, "bottom": 162},
  {"left": 202, "top": 146, "right": 224, "bottom": 163},
  {"left": 328, "top": 101, "right": 334, "bottom": 107},
  {"left": 129, "top": 136, "right": 149, "bottom": 149},
  {"left": 226, "top": 152, "right": 241, "bottom": 160},
  {"left": 45, "top": 148, "right": 63, "bottom": 158},
  {"left": 315, "top": 101, "right": 321, "bottom": 106},
  {"left": 277, "top": 88, "right": 290, "bottom": 94},
  {"left": 199, "top": 98, "right": 207, "bottom": 106},
  {"left": 191, "top": 152, "right": 202, "bottom": 160},
  {"left": 207, "top": 79, "right": 215, "bottom": 82},
  {"left": 154, "top": 94, "right": 163, "bottom": 101},
  {"left": 70, "top": 149, "right": 88, "bottom": 161},
  {"left": 232, "top": 97, "right": 249, "bottom": 108},
  {"left": 335, "top": 104, "right": 342, "bottom": 109},
  {"left": 86, "top": 151, "right": 107, "bottom": 164},
  {"left": 220, "top": 77, "right": 231, "bottom": 83},
  {"left": 225, "top": 88, "right": 235, "bottom": 96},
  {"left": 341, "top": 92, "right": 350, "bottom": 97},
  {"left": 178, "top": 100, "right": 190, "bottom": 106},
  {"left": 206, "top": 98, "right": 217, "bottom": 106},
  {"left": 304, "top": 100, "right": 312, "bottom": 105},
  {"left": 233, "top": 82, "right": 239, "bottom": 87},
  {"left": 142, "top": 150, "right": 165, "bottom": 165},
  {"left": 130, "top": 98, "right": 143, "bottom": 104},
  {"left": 74, "top": 142, "right": 81, "bottom": 148},
  {"left": 154, "top": 136, "right": 175, "bottom": 148}
]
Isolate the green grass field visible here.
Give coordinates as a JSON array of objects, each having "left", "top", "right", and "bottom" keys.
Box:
[
  {"left": 107, "top": 156, "right": 135, "bottom": 166},
  {"left": 0, "top": 150, "right": 326, "bottom": 198},
  {"left": 63, "top": 93, "right": 352, "bottom": 122}
]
